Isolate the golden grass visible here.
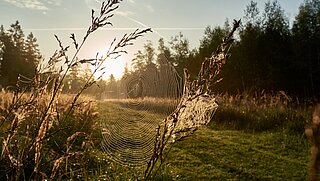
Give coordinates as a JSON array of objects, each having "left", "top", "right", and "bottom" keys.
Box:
[
  {"left": 0, "top": 90, "right": 99, "bottom": 180},
  {"left": 104, "top": 97, "right": 180, "bottom": 115}
]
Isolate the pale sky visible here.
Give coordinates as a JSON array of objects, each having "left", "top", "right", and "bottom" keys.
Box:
[{"left": 0, "top": 0, "right": 304, "bottom": 79}]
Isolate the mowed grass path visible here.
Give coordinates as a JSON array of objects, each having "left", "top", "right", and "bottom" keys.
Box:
[
  {"left": 163, "top": 127, "right": 309, "bottom": 180},
  {"left": 97, "top": 101, "right": 310, "bottom": 180}
]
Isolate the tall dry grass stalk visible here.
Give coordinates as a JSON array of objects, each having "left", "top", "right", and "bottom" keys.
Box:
[
  {"left": 306, "top": 104, "right": 320, "bottom": 181},
  {"left": 0, "top": 90, "right": 98, "bottom": 179},
  {"left": 0, "top": 0, "right": 150, "bottom": 180},
  {"left": 215, "top": 90, "right": 293, "bottom": 109},
  {"left": 143, "top": 20, "right": 241, "bottom": 180}
]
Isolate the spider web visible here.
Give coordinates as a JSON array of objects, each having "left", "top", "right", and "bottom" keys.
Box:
[{"left": 100, "top": 54, "right": 182, "bottom": 166}]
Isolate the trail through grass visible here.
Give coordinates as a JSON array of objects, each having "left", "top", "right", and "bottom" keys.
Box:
[
  {"left": 95, "top": 101, "right": 310, "bottom": 180},
  {"left": 164, "top": 128, "right": 309, "bottom": 180}
]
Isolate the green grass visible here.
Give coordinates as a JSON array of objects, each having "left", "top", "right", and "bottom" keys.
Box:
[
  {"left": 211, "top": 105, "right": 309, "bottom": 133},
  {"left": 88, "top": 101, "right": 167, "bottom": 180},
  {"left": 92, "top": 100, "right": 311, "bottom": 180},
  {"left": 163, "top": 128, "right": 309, "bottom": 180},
  {"left": 2, "top": 94, "right": 306, "bottom": 180}
]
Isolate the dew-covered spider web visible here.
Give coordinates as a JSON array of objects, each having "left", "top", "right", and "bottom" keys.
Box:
[{"left": 100, "top": 54, "right": 183, "bottom": 166}]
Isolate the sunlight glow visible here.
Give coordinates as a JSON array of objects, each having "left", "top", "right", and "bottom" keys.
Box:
[{"left": 96, "top": 49, "right": 128, "bottom": 80}]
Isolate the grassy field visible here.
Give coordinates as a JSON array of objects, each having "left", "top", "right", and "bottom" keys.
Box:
[
  {"left": 94, "top": 95, "right": 311, "bottom": 180},
  {"left": 162, "top": 128, "right": 309, "bottom": 180},
  {"left": 0, "top": 91, "right": 312, "bottom": 180}
]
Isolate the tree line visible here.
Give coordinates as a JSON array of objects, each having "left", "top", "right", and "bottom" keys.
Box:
[
  {"left": 1, "top": 0, "right": 320, "bottom": 100},
  {"left": 0, "top": 21, "right": 112, "bottom": 97},
  {"left": 130, "top": 0, "right": 320, "bottom": 100},
  {"left": 0, "top": 21, "right": 42, "bottom": 88}
]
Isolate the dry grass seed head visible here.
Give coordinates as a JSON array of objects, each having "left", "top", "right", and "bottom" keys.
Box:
[
  {"left": 50, "top": 156, "right": 65, "bottom": 180},
  {"left": 313, "top": 104, "right": 320, "bottom": 125}
]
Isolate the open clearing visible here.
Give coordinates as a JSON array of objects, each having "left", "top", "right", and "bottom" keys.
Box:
[{"left": 97, "top": 101, "right": 310, "bottom": 180}]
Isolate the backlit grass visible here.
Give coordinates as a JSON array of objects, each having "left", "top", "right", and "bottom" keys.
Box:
[
  {"left": 93, "top": 95, "right": 311, "bottom": 180},
  {"left": 0, "top": 92, "right": 312, "bottom": 180},
  {"left": 163, "top": 128, "right": 309, "bottom": 180}
]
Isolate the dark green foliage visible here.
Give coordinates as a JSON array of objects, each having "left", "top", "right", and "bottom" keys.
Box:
[
  {"left": 130, "top": 0, "right": 320, "bottom": 100},
  {"left": 223, "top": 0, "right": 319, "bottom": 99},
  {"left": 291, "top": 0, "right": 320, "bottom": 99},
  {"left": 0, "top": 21, "right": 41, "bottom": 88},
  {"left": 168, "top": 32, "right": 191, "bottom": 76},
  {"left": 205, "top": 0, "right": 294, "bottom": 95}
]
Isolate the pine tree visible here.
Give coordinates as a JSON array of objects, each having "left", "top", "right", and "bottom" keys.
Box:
[
  {"left": 0, "top": 21, "right": 25, "bottom": 86},
  {"left": 169, "top": 32, "right": 190, "bottom": 76},
  {"left": 132, "top": 50, "right": 146, "bottom": 72},
  {"left": 25, "top": 32, "right": 42, "bottom": 72},
  {"left": 0, "top": 21, "right": 41, "bottom": 87}
]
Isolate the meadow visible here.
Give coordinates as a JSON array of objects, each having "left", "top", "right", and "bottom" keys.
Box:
[
  {"left": 160, "top": 91, "right": 311, "bottom": 180},
  {"left": 98, "top": 91, "right": 311, "bottom": 180},
  {"left": 1, "top": 90, "right": 311, "bottom": 180},
  {"left": 1, "top": 0, "right": 317, "bottom": 179}
]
